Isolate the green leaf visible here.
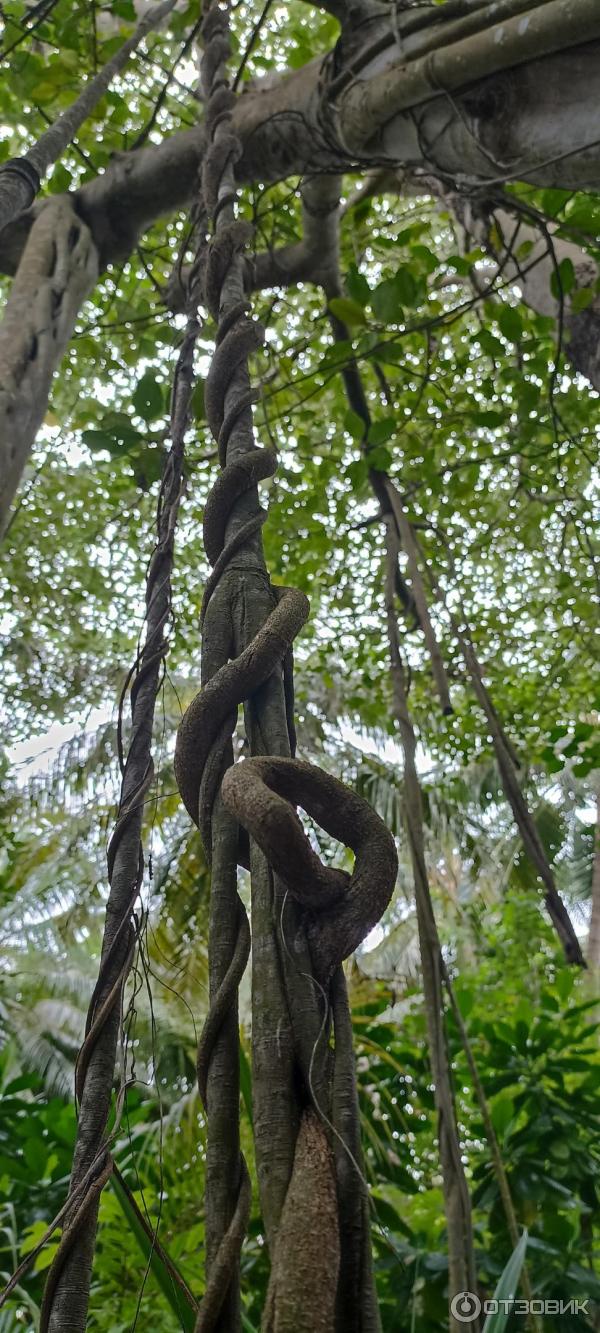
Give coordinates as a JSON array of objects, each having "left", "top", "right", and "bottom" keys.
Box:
[
  {"left": 570, "top": 286, "right": 595, "bottom": 312},
  {"left": 132, "top": 371, "right": 164, "bottom": 422},
  {"left": 540, "top": 188, "right": 571, "bottom": 218},
  {"left": 482, "top": 1230, "right": 528, "bottom": 1333},
  {"left": 371, "top": 277, "right": 403, "bottom": 324},
  {"left": 23, "top": 1135, "right": 47, "bottom": 1176},
  {"left": 50, "top": 164, "right": 72, "bottom": 193},
  {"left": 550, "top": 257, "right": 575, "bottom": 299},
  {"left": 329, "top": 296, "right": 367, "bottom": 327},
  {"left": 367, "top": 418, "right": 395, "bottom": 447},
  {"left": 347, "top": 457, "right": 369, "bottom": 490},
  {"left": 20, "top": 1219, "right": 53, "bottom": 1256},
  {"left": 563, "top": 199, "right": 600, "bottom": 234},
  {"left": 131, "top": 445, "right": 166, "bottom": 489},
  {"left": 497, "top": 304, "right": 523, "bottom": 342},
  {"left": 490, "top": 1095, "right": 514, "bottom": 1136},
  {"left": 346, "top": 263, "right": 370, "bottom": 306},
  {"left": 81, "top": 429, "right": 116, "bottom": 453},
  {"left": 411, "top": 243, "right": 438, "bottom": 273},
  {"left": 368, "top": 445, "right": 393, "bottom": 472},
  {"left": 394, "top": 267, "right": 418, "bottom": 306},
  {"left": 192, "top": 378, "right": 205, "bottom": 420},
  {"left": 344, "top": 408, "right": 367, "bottom": 441}
]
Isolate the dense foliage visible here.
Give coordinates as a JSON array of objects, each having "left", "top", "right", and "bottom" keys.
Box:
[{"left": 0, "top": 1, "right": 599, "bottom": 1330}]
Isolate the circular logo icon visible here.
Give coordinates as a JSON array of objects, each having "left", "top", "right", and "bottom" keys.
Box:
[{"left": 451, "top": 1292, "right": 482, "bottom": 1323}]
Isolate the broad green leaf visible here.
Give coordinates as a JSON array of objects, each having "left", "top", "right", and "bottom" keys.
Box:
[
  {"left": 346, "top": 263, "right": 371, "bottom": 306},
  {"left": 570, "top": 286, "right": 595, "bottom": 312},
  {"left": 329, "top": 296, "right": 367, "bottom": 327},
  {"left": 371, "top": 277, "right": 403, "bottom": 324},
  {"left": 550, "top": 257, "right": 575, "bottom": 298},
  {"left": 497, "top": 304, "right": 523, "bottom": 342},
  {"left": 132, "top": 371, "right": 164, "bottom": 422}
]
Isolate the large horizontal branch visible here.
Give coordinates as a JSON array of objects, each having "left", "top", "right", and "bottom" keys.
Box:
[
  {"left": 2, "top": 5, "right": 600, "bottom": 530},
  {"left": 1, "top": 15, "right": 600, "bottom": 281},
  {"left": 337, "top": 0, "right": 600, "bottom": 167}
]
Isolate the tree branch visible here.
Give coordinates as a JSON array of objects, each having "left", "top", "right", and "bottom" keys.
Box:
[
  {"left": 0, "top": 0, "right": 178, "bottom": 234},
  {"left": 337, "top": 0, "right": 600, "bottom": 156},
  {"left": 1, "top": 21, "right": 600, "bottom": 284},
  {"left": 0, "top": 198, "right": 98, "bottom": 536}
]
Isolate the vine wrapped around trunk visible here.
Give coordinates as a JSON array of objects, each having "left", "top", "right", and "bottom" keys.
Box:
[{"left": 172, "top": 4, "right": 398, "bottom": 1329}]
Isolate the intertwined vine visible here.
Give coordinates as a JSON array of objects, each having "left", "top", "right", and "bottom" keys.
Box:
[
  {"left": 172, "top": 3, "right": 398, "bottom": 1329},
  {"left": 39, "top": 215, "right": 203, "bottom": 1333}
]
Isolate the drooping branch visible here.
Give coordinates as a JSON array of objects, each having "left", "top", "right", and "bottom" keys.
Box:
[
  {"left": 311, "top": 179, "right": 453, "bottom": 708},
  {"left": 312, "top": 201, "right": 478, "bottom": 1323},
  {"left": 383, "top": 481, "right": 453, "bottom": 716},
  {"left": 0, "top": 0, "right": 178, "bottom": 235},
  {"left": 309, "top": 182, "right": 585, "bottom": 964}
]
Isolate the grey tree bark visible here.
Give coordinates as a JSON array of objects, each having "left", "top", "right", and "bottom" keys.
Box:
[{"left": 0, "top": 199, "right": 98, "bottom": 536}]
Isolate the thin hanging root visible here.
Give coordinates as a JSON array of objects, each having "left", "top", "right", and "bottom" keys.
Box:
[
  {"left": 384, "top": 529, "right": 479, "bottom": 1325},
  {"left": 412, "top": 527, "right": 584, "bottom": 965},
  {"left": 196, "top": 899, "right": 251, "bottom": 1105}
]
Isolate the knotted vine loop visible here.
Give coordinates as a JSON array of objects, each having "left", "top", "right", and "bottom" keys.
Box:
[{"left": 222, "top": 756, "right": 398, "bottom": 979}]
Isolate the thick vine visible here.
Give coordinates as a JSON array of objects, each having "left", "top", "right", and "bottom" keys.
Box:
[
  {"left": 172, "top": 4, "right": 398, "bottom": 1329},
  {"left": 39, "top": 208, "right": 204, "bottom": 1333}
]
